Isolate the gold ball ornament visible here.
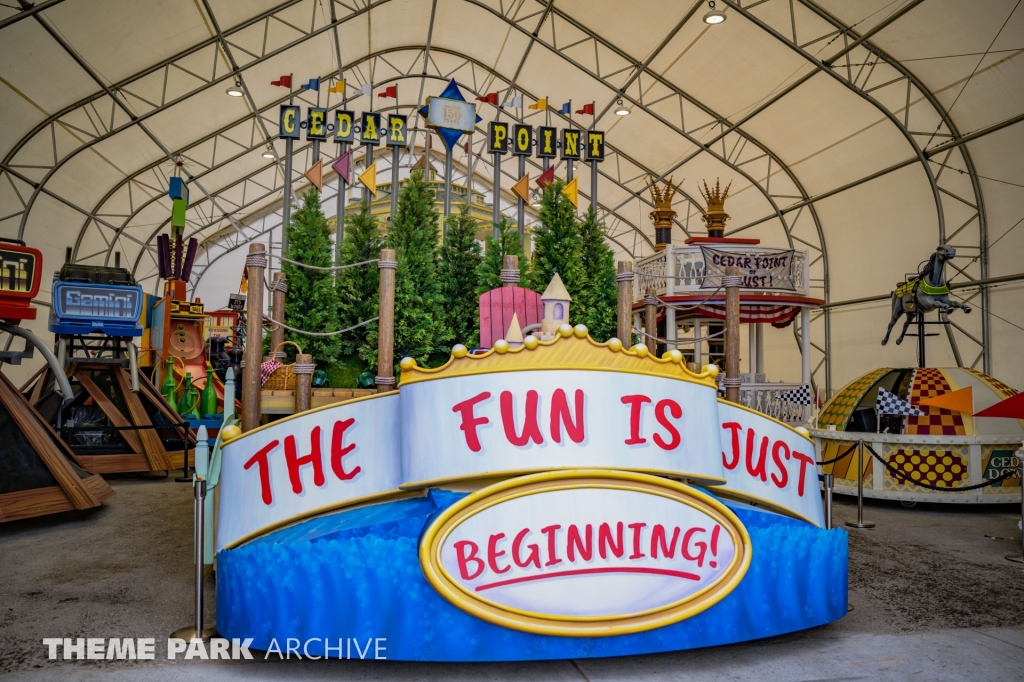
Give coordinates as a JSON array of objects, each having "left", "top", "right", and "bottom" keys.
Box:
[
  {"left": 666, "top": 349, "right": 683, "bottom": 363},
  {"left": 400, "top": 357, "right": 417, "bottom": 371},
  {"left": 606, "top": 337, "right": 623, "bottom": 352},
  {"left": 795, "top": 426, "right": 810, "bottom": 437},
  {"left": 573, "top": 324, "right": 589, "bottom": 339},
  {"left": 558, "top": 324, "right": 574, "bottom": 338},
  {"left": 220, "top": 424, "right": 242, "bottom": 443},
  {"left": 523, "top": 335, "right": 539, "bottom": 350},
  {"left": 632, "top": 343, "right": 649, "bottom": 358},
  {"left": 494, "top": 339, "right": 510, "bottom": 354},
  {"left": 702, "top": 363, "right": 719, "bottom": 378},
  {"left": 451, "top": 344, "right": 468, "bottom": 359}
]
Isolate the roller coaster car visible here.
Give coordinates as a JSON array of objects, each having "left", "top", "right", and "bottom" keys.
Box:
[
  {"left": 0, "top": 238, "right": 43, "bottom": 324},
  {"left": 49, "top": 264, "right": 144, "bottom": 337}
]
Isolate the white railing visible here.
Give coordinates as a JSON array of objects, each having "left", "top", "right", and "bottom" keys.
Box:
[
  {"left": 739, "top": 383, "right": 808, "bottom": 424},
  {"left": 635, "top": 244, "right": 809, "bottom": 300}
]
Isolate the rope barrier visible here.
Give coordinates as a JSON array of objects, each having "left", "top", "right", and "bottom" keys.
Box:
[
  {"left": 656, "top": 286, "right": 724, "bottom": 312},
  {"left": 266, "top": 254, "right": 380, "bottom": 271},
  {"left": 261, "top": 315, "right": 378, "bottom": 337},
  {"left": 817, "top": 442, "right": 858, "bottom": 466},
  {"left": 864, "top": 443, "right": 1019, "bottom": 492},
  {"left": 632, "top": 326, "right": 727, "bottom": 346}
]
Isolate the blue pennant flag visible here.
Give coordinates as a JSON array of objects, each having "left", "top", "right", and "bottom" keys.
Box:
[
  {"left": 299, "top": 78, "right": 319, "bottom": 92},
  {"left": 558, "top": 101, "right": 571, "bottom": 115},
  {"left": 418, "top": 79, "right": 484, "bottom": 151}
]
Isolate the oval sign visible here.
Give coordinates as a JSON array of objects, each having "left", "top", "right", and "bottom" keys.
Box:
[{"left": 419, "top": 470, "right": 751, "bottom": 636}]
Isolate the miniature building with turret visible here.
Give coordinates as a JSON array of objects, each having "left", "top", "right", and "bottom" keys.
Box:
[{"left": 538, "top": 273, "right": 572, "bottom": 341}]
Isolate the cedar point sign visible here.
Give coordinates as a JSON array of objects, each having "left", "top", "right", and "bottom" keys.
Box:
[{"left": 216, "top": 326, "right": 847, "bottom": 660}]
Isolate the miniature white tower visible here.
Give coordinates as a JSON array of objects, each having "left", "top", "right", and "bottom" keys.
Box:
[
  {"left": 505, "top": 312, "right": 524, "bottom": 349},
  {"left": 538, "top": 273, "right": 572, "bottom": 341}
]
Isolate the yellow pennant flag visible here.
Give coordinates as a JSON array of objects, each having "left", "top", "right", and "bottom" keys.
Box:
[
  {"left": 359, "top": 162, "right": 378, "bottom": 195},
  {"left": 512, "top": 173, "right": 530, "bottom": 202},
  {"left": 561, "top": 176, "right": 578, "bottom": 208},
  {"left": 528, "top": 98, "right": 547, "bottom": 110},
  {"left": 328, "top": 80, "right": 345, "bottom": 94}
]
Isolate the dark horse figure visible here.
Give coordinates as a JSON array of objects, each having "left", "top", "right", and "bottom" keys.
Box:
[{"left": 881, "top": 245, "right": 971, "bottom": 346}]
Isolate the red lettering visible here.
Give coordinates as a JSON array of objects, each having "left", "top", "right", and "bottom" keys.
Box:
[
  {"left": 550, "top": 389, "right": 585, "bottom": 444},
  {"left": 567, "top": 524, "right": 593, "bottom": 562},
  {"left": 598, "top": 522, "right": 624, "bottom": 559},
  {"left": 331, "top": 418, "right": 360, "bottom": 480},
  {"left": 501, "top": 390, "right": 544, "bottom": 446},
  {"left": 452, "top": 392, "right": 491, "bottom": 452},
  {"left": 243, "top": 440, "right": 279, "bottom": 505},
  {"left": 284, "top": 428, "right": 325, "bottom": 495},
  {"left": 541, "top": 524, "right": 562, "bottom": 566},
  {"left": 651, "top": 524, "right": 680, "bottom": 558},
  {"left": 621, "top": 395, "right": 651, "bottom": 445},
  {"left": 770, "top": 440, "right": 790, "bottom": 489},
  {"left": 628, "top": 522, "right": 647, "bottom": 559},
  {"left": 722, "top": 422, "right": 742, "bottom": 470},
  {"left": 792, "top": 451, "right": 815, "bottom": 496},
  {"left": 682, "top": 527, "right": 708, "bottom": 567},
  {"left": 487, "top": 533, "right": 510, "bottom": 575},
  {"left": 653, "top": 399, "right": 682, "bottom": 450},
  {"left": 746, "top": 431, "right": 769, "bottom": 482},
  {"left": 454, "top": 540, "right": 485, "bottom": 580},
  {"left": 512, "top": 528, "right": 541, "bottom": 569}
]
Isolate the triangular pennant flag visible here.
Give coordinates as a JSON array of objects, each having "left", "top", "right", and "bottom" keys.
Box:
[
  {"left": 304, "top": 158, "right": 323, "bottom": 191},
  {"left": 512, "top": 173, "right": 530, "bottom": 203},
  {"left": 561, "top": 177, "right": 578, "bottom": 208},
  {"left": 876, "top": 387, "right": 925, "bottom": 416},
  {"left": 918, "top": 386, "right": 973, "bottom": 413},
  {"left": 974, "top": 391, "right": 1024, "bottom": 419},
  {"left": 332, "top": 151, "right": 352, "bottom": 184},
  {"left": 358, "top": 162, "right": 377, "bottom": 195},
  {"left": 536, "top": 165, "right": 555, "bottom": 189}
]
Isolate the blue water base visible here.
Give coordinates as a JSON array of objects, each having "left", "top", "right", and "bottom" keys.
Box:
[{"left": 217, "top": 488, "right": 848, "bottom": 661}]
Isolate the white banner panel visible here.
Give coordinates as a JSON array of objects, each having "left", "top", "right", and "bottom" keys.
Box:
[
  {"left": 400, "top": 370, "right": 724, "bottom": 487},
  {"left": 217, "top": 393, "right": 402, "bottom": 550},
  {"left": 716, "top": 401, "right": 824, "bottom": 527}
]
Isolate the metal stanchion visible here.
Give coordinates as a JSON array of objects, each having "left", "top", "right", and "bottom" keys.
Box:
[
  {"left": 171, "top": 475, "right": 216, "bottom": 641},
  {"left": 822, "top": 473, "right": 834, "bottom": 530},
  {"left": 1007, "top": 458, "right": 1024, "bottom": 563},
  {"left": 845, "top": 440, "right": 875, "bottom": 529},
  {"left": 174, "top": 421, "right": 192, "bottom": 483}
]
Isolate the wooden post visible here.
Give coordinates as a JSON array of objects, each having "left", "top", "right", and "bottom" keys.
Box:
[
  {"left": 293, "top": 353, "right": 313, "bottom": 413},
  {"left": 242, "top": 243, "right": 265, "bottom": 432},
  {"left": 644, "top": 288, "right": 658, "bottom": 353},
  {"left": 724, "top": 266, "right": 742, "bottom": 403},
  {"left": 270, "top": 272, "right": 287, "bottom": 359},
  {"left": 376, "top": 249, "right": 397, "bottom": 393},
  {"left": 501, "top": 254, "right": 519, "bottom": 288},
  {"left": 616, "top": 261, "right": 633, "bottom": 342}
]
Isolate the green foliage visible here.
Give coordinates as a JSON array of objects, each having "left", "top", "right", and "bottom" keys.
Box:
[
  {"left": 336, "top": 198, "right": 383, "bottom": 357},
  {"left": 282, "top": 188, "right": 341, "bottom": 364},
  {"left": 527, "top": 179, "right": 587, "bottom": 325},
  {"left": 323, "top": 354, "right": 368, "bottom": 388},
  {"left": 477, "top": 215, "right": 527, "bottom": 293},
  {"left": 439, "top": 205, "right": 483, "bottom": 348},
  {"left": 577, "top": 207, "right": 618, "bottom": 341},
  {"left": 362, "top": 170, "right": 452, "bottom": 372}
]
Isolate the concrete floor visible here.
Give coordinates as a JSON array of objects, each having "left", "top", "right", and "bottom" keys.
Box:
[{"left": 2, "top": 476, "right": 1023, "bottom": 680}]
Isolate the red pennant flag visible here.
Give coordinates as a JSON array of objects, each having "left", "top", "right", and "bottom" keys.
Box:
[
  {"left": 476, "top": 92, "right": 499, "bottom": 105},
  {"left": 974, "top": 391, "right": 1024, "bottom": 419},
  {"left": 575, "top": 102, "right": 595, "bottom": 115},
  {"left": 536, "top": 165, "right": 556, "bottom": 189},
  {"left": 270, "top": 75, "right": 292, "bottom": 88},
  {"left": 378, "top": 85, "right": 398, "bottom": 98}
]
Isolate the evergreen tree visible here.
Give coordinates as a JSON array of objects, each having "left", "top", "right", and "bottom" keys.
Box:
[
  {"left": 477, "top": 215, "right": 527, "bottom": 293},
  {"left": 282, "top": 188, "right": 341, "bottom": 365},
  {"left": 527, "top": 179, "right": 587, "bottom": 325},
  {"left": 439, "top": 204, "right": 483, "bottom": 348},
  {"left": 336, "top": 198, "right": 383, "bottom": 357},
  {"left": 362, "top": 170, "right": 451, "bottom": 372},
  {"left": 577, "top": 207, "right": 618, "bottom": 341}
]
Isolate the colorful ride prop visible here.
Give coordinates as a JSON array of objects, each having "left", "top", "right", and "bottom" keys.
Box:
[
  {"left": 813, "top": 366, "right": 1022, "bottom": 504},
  {"left": 214, "top": 328, "right": 845, "bottom": 660}
]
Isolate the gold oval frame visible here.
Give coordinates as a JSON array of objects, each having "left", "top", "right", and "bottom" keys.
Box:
[{"left": 419, "top": 469, "right": 751, "bottom": 637}]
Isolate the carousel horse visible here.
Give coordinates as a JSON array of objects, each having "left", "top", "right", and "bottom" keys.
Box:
[{"left": 881, "top": 244, "right": 971, "bottom": 346}]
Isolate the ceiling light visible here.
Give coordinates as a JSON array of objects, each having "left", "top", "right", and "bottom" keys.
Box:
[
  {"left": 703, "top": 1, "right": 726, "bottom": 24},
  {"left": 614, "top": 98, "right": 630, "bottom": 116},
  {"left": 226, "top": 81, "right": 244, "bottom": 97},
  {"left": 262, "top": 147, "right": 276, "bottom": 159}
]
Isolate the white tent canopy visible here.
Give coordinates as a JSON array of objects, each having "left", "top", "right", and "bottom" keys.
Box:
[{"left": 1, "top": 0, "right": 1022, "bottom": 392}]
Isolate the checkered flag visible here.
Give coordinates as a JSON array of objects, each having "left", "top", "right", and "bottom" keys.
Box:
[
  {"left": 876, "top": 387, "right": 925, "bottom": 416},
  {"left": 778, "top": 385, "right": 812, "bottom": 406}
]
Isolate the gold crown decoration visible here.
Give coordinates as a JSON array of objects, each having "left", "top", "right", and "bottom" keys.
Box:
[
  {"left": 699, "top": 178, "right": 732, "bottom": 237},
  {"left": 399, "top": 324, "right": 717, "bottom": 388},
  {"left": 647, "top": 176, "right": 680, "bottom": 251}
]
